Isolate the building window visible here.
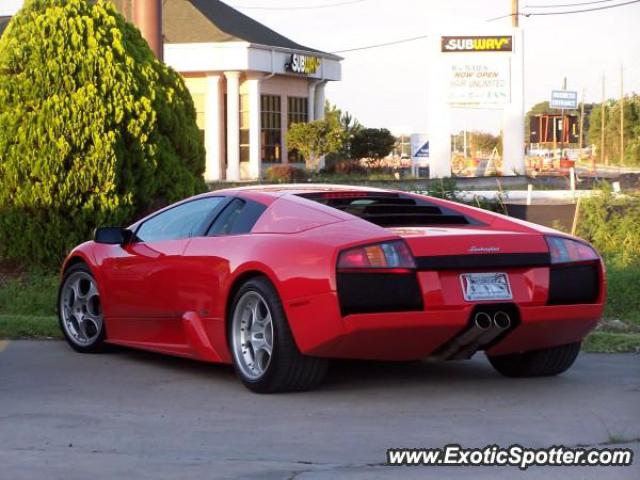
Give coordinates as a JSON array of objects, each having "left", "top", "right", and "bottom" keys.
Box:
[
  {"left": 239, "top": 94, "right": 250, "bottom": 163},
  {"left": 261, "top": 95, "right": 282, "bottom": 163},
  {"left": 287, "top": 97, "right": 308, "bottom": 163}
]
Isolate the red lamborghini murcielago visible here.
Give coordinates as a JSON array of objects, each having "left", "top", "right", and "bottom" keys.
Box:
[{"left": 58, "top": 185, "right": 606, "bottom": 392}]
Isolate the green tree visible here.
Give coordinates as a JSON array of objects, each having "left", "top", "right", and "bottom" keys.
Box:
[
  {"left": 0, "top": 0, "right": 205, "bottom": 266},
  {"left": 469, "top": 131, "right": 501, "bottom": 156},
  {"left": 322, "top": 102, "right": 361, "bottom": 168},
  {"left": 286, "top": 108, "right": 344, "bottom": 171},
  {"left": 451, "top": 131, "right": 501, "bottom": 157},
  {"left": 628, "top": 96, "right": 640, "bottom": 165},
  {"left": 588, "top": 103, "right": 607, "bottom": 161},
  {"left": 589, "top": 101, "right": 615, "bottom": 164},
  {"left": 350, "top": 128, "right": 396, "bottom": 167},
  {"left": 606, "top": 96, "right": 640, "bottom": 165},
  {"left": 588, "top": 96, "right": 640, "bottom": 166},
  {"left": 338, "top": 108, "right": 362, "bottom": 158}
]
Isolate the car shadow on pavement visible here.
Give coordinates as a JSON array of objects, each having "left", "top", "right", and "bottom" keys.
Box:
[
  {"left": 108, "top": 344, "right": 239, "bottom": 385},
  {"left": 323, "top": 358, "right": 501, "bottom": 391},
  {"left": 106, "top": 343, "right": 522, "bottom": 392}
]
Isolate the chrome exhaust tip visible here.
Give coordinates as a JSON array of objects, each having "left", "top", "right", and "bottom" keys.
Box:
[
  {"left": 474, "top": 312, "right": 492, "bottom": 330},
  {"left": 493, "top": 311, "right": 511, "bottom": 329}
]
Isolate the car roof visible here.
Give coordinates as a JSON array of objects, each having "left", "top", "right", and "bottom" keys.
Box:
[
  {"left": 127, "top": 184, "right": 399, "bottom": 232},
  {"left": 209, "top": 183, "right": 393, "bottom": 197}
]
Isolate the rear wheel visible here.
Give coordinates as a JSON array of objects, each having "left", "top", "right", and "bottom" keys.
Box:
[
  {"left": 487, "top": 342, "right": 581, "bottom": 377},
  {"left": 58, "top": 263, "right": 107, "bottom": 353},
  {"left": 229, "top": 277, "right": 328, "bottom": 393}
]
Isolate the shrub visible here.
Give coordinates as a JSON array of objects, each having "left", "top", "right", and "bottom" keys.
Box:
[
  {"left": 265, "top": 165, "right": 309, "bottom": 183},
  {"left": 323, "top": 158, "right": 366, "bottom": 176},
  {"left": 350, "top": 128, "right": 396, "bottom": 168},
  {"left": 576, "top": 186, "right": 640, "bottom": 267},
  {"left": 0, "top": 0, "right": 206, "bottom": 267},
  {"left": 286, "top": 116, "right": 344, "bottom": 171}
]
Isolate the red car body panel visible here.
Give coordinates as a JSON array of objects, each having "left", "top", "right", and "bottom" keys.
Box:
[{"left": 61, "top": 185, "right": 606, "bottom": 363}]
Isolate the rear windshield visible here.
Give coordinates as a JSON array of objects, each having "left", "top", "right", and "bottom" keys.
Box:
[{"left": 298, "top": 192, "right": 478, "bottom": 227}]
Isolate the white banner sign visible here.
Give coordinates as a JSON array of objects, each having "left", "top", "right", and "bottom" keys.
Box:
[{"left": 447, "top": 57, "right": 511, "bottom": 107}]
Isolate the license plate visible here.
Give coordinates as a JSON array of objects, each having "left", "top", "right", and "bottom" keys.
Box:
[{"left": 460, "top": 273, "right": 512, "bottom": 302}]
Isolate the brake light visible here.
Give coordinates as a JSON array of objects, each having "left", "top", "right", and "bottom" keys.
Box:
[
  {"left": 545, "top": 236, "right": 599, "bottom": 264},
  {"left": 313, "top": 191, "right": 397, "bottom": 200},
  {"left": 318, "top": 192, "right": 371, "bottom": 199},
  {"left": 337, "top": 240, "right": 416, "bottom": 272}
]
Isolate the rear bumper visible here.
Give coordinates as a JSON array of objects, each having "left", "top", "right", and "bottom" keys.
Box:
[
  {"left": 285, "top": 293, "right": 604, "bottom": 361},
  {"left": 486, "top": 304, "right": 601, "bottom": 356},
  {"left": 285, "top": 264, "right": 605, "bottom": 361}
]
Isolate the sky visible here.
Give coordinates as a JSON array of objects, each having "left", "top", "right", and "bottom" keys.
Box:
[{"left": 2, "top": 0, "right": 640, "bottom": 135}]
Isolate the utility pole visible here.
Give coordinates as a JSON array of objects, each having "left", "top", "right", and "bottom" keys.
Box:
[
  {"left": 553, "top": 116, "right": 557, "bottom": 161},
  {"left": 579, "top": 88, "right": 585, "bottom": 152},
  {"left": 559, "top": 77, "right": 567, "bottom": 162},
  {"left": 501, "top": 0, "right": 525, "bottom": 176},
  {"left": 620, "top": 64, "right": 624, "bottom": 166},
  {"left": 579, "top": 89, "right": 591, "bottom": 172},
  {"left": 463, "top": 129, "right": 468, "bottom": 161},
  {"left": 601, "top": 74, "right": 607, "bottom": 166}
]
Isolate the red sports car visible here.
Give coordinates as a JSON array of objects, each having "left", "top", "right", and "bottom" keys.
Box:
[{"left": 58, "top": 185, "right": 605, "bottom": 392}]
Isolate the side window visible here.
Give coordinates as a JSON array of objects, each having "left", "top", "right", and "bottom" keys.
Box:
[
  {"left": 136, "top": 197, "right": 224, "bottom": 243},
  {"left": 208, "top": 198, "right": 266, "bottom": 236}
]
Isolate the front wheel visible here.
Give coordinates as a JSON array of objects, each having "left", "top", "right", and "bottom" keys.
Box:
[
  {"left": 58, "top": 263, "right": 107, "bottom": 353},
  {"left": 229, "top": 277, "right": 328, "bottom": 393},
  {"left": 487, "top": 342, "right": 581, "bottom": 377}
]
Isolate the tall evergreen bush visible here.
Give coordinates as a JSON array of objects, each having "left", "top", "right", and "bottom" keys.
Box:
[{"left": 0, "top": 0, "right": 205, "bottom": 266}]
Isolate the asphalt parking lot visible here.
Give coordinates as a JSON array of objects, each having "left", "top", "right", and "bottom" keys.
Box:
[{"left": 0, "top": 340, "right": 638, "bottom": 479}]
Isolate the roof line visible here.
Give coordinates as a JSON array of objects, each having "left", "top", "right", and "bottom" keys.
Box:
[{"left": 246, "top": 42, "right": 343, "bottom": 61}]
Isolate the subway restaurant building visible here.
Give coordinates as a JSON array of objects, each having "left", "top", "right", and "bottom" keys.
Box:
[
  {"left": 0, "top": 1, "right": 342, "bottom": 181},
  {"left": 117, "top": 0, "right": 343, "bottom": 181}
]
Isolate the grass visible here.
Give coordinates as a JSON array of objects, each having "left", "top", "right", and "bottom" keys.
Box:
[
  {"left": 583, "top": 331, "right": 640, "bottom": 353},
  {"left": 0, "top": 271, "right": 58, "bottom": 317},
  {"left": 0, "top": 314, "right": 60, "bottom": 339},
  {"left": 0, "top": 270, "right": 59, "bottom": 339},
  {"left": 604, "top": 263, "right": 640, "bottom": 327},
  {"left": 1, "top": 265, "right": 639, "bottom": 352}
]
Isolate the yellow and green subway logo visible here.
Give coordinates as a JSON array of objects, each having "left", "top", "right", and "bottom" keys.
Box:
[
  {"left": 441, "top": 36, "right": 513, "bottom": 53},
  {"left": 286, "top": 54, "right": 321, "bottom": 75}
]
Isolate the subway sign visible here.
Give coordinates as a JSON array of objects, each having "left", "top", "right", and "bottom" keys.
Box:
[
  {"left": 285, "top": 54, "right": 321, "bottom": 75},
  {"left": 441, "top": 36, "right": 513, "bottom": 53}
]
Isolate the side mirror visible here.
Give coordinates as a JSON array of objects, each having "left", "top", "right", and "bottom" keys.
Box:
[{"left": 94, "top": 227, "right": 132, "bottom": 245}]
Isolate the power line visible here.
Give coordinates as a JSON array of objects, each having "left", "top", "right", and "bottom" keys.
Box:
[
  {"left": 486, "top": 12, "right": 520, "bottom": 21},
  {"left": 525, "top": 0, "right": 616, "bottom": 8},
  {"left": 231, "top": 0, "right": 369, "bottom": 11},
  {"left": 281, "top": 0, "right": 638, "bottom": 53},
  {"left": 330, "top": 34, "right": 430, "bottom": 54},
  {"left": 525, "top": 0, "right": 640, "bottom": 14},
  {"left": 487, "top": 0, "right": 640, "bottom": 21},
  {"left": 334, "top": 0, "right": 638, "bottom": 52}
]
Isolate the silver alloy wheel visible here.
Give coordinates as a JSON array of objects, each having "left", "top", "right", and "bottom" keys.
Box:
[
  {"left": 60, "top": 271, "right": 103, "bottom": 346},
  {"left": 231, "top": 290, "right": 274, "bottom": 380}
]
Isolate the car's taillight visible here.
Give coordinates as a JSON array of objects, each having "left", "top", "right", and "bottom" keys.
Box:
[
  {"left": 337, "top": 240, "right": 416, "bottom": 273},
  {"left": 545, "top": 236, "right": 599, "bottom": 264}
]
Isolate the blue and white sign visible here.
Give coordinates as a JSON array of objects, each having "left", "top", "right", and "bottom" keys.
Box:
[
  {"left": 550, "top": 90, "right": 578, "bottom": 109},
  {"left": 414, "top": 141, "right": 429, "bottom": 158},
  {"left": 410, "top": 134, "right": 429, "bottom": 173}
]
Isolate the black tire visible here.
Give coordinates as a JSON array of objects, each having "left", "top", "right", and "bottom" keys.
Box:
[
  {"left": 487, "top": 342, "right": 581, "bottom": 378},
  {"left": 58, "top": 263, "right": 107, "bottom": 353},
  {"left": 228, "top": 277, "right": 328, "bottom": 393}
]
